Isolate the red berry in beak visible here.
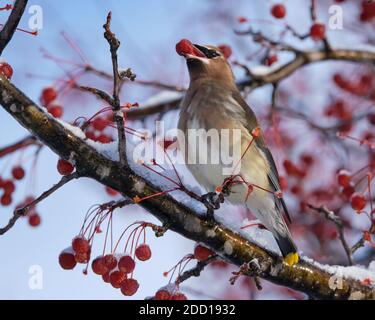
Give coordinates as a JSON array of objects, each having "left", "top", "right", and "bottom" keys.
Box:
[
  {"left": 176, "top": 39, "right": 205, "bottom": 58},
  {"left": 176, "top": 39, "right": 194, "bottom": 56}
]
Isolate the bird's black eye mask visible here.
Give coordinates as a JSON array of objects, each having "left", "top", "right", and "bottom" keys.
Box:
[{"left": 193, "top": 44, "right": 221, "bottom": 59}]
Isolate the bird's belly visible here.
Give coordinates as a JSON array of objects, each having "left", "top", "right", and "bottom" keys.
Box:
[{"left": 183, "top": 118, "right": 271, "bottom": 209}]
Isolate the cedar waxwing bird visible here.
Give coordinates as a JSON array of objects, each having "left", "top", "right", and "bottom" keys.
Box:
[{"left": 176, "top": 39, "right": 299, "bottom": 266}]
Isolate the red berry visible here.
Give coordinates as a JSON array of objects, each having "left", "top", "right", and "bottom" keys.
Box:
[
  {"left": 265, "top": 54, "right": 278, "bottom": 66},
  {"left": 97, "top": 134, "right": 112, "bottom": 144},
  {"left": 118, "top": 255, "right": 136, "bottom": 273},
  {"left": 218, "top": 44, "right": 232, "bottom": 59},
  {"left": 57, "top": 159, "right": 74, "bottom": 176},
  {"left": 237, "top": 16, "right": 248, "bottom": 23},
  {"left": 41, "top": 87, "right": 57, "bottom": 106},
  {"left": 121, "top": 278, "right": 139, "bottom": 296},
  {"left": 0, "top": 62, "right": 13, "bottom": 79},
  {"left": 12, "top": 166, "right": 25, "bottom": 180},
  {"left": 155, "top": 289, "right": 171, "bottom": 300},
  {"left": 135, "top": 244, "right": 152, "bottom": 261},
  {"left": 85, "top": 131, "right": 96, "bottom": 141},
  {"left": 2, "top": 180, "right": 15, "bottom": 194},
  {"left": 48, "top": 105, "right": 63, "bottom": 118},
  {"left": 342, "top": 185, "right": 355, "bottom": 199},
  {"left": 271, "top": 4, "right": 286, "bottom": 19},
  {"left": 92, "top": 117, "right": 107, "bottom": 131},
  {"left": 1, "top": 194, "right": 12, "bottom": 206},
  {"left": 109, "top": 270, "right": 127, "bottom": 288},
  {"left": 72, "top": 236, "right": 90, "bottom": 253},
  {"left": 171, "top": 293, "right": 187, "bottom": 300},
  {"left": 279, "top": 176, "right": 288, "bottom": 191},
  {"left": 59, "top": 248, "right": 77, "bottom": 270},
  {"left": 103, "top": 254, "right": 118, "bottom": 271},
  {"left": 337, "top": 169, "right": 351, "bottom": 187},
  {"left": 350, "top": 193, "right": 366, "bottom": 211},
  {"left": 106, "top": 186, "right": 118, "bottom": 197},
  {"left": 310, "top": 23, "right": 326, "bottom": 41},
  {"left": 194, "top": 245, "right": 214, "bottom": 261},
  {"left": 102, "top": 272, "right": 110, "bottom": 283},
  {"left": 176, "top": 39, "right": 194, "bottom": 56},
  {"left": 28, "top": 213, "right": 41, "bottom": 227},
  {"left": 74, "top": 250, "right": 91, "bottom": 264},
  {"left": 91, "top": 256, "right": 108, "bottom": 275}
]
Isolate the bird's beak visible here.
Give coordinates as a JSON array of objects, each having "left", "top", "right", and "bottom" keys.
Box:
[{"left": 176, "top": 39, "right": 206, "bottom": 59}]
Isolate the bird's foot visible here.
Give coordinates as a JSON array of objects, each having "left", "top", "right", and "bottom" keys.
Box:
[{"left": 201, "top": 192, "right": 224, "bottom": 221}]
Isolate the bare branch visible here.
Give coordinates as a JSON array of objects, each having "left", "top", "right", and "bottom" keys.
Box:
[
  {"left": 103, "top": 12, "right": 128, "bottom": 168},
  {"left": 177, "top": 255, "right": 218, "bottom": 284},
  {"left": 0, "top": 135, "right": 40, "bottom": 158},
  {"left": 0, "top": 0, "right": 28, "bottom": 55},
  {"left": 0, "top": 172, "right": 79, "bottom": 235},
  {"left": 308, "top": 204, "right": 354, "bottom": 265}
]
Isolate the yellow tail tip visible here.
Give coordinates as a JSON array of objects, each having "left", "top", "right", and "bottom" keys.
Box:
[{"left": 284, "top": 252, "right": 299, "bottom": 266}]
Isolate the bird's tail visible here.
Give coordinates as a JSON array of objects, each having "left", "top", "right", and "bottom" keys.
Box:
[{"left": 274, "top": 232, "right": 299, "bottom": 266}]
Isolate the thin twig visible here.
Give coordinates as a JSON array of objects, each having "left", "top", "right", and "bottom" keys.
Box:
[
  {"left": 0, "top": 0, "right": 28, "bottom": 55},
  {"left": 308, "top": 204, "right": 354, "bottom": 265},
  {"left": 176, "top": 255, "right": 218, "bottom": 284},
  {"left": 103, "top": 12, "right": 128, "bottom": 168},
  {"left": 0, "top": 172, "right": 79, "bottom": 235}
]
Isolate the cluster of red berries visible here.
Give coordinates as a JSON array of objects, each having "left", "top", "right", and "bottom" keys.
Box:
[
  {"left": 0, "top": 61, "right": 13, "bottom": 79},
  {"left": 90, "top": 246, "right": 151, "bottom": 296},
  {"left": 59, "top": 236, "right": 91, "bottom": 271},
  {"left": 154, "top": 285, "right": 187, "bottom": 300},
  {"left": 336, "top": 169, "right": 367, "bottom": 212},
  {"left": 40, "top": 87, "right": 63, "bottom": 118},
  {"left": 84, "top": 115, "right": 114, "bottom": 144},
  {"left": 0, "top": 165, "right": 26, "bottom": 207},
  {"left": 324, "top": 99, "right": 353, "bottom": 134},
  {"left": 333, "top": 72, "right": 374, "bottom": 98}
]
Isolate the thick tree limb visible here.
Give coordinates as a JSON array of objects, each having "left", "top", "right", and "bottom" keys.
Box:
[
  {"left": 0, "top": 0, "right": 28, "bottom": 55},
  {"left": 126, "top": 48, "right": 375, "bottom": 119},
  {"left": 1, "top": 75, "right": 374, "bottom": 299}
]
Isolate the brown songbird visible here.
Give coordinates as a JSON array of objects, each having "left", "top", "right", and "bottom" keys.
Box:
[{"left": 176, "top": 39, "right": 298, "bottom": 266}]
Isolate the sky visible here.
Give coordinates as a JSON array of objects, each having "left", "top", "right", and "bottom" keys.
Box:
[{"left": 0, "top": 0, "right": 370, "bottom": 300}]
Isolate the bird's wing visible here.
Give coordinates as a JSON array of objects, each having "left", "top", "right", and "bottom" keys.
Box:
[{"left": 232, "top": 91, "right": 292, "bottom": 223}]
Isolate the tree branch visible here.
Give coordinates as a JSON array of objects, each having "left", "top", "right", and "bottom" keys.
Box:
[
  {"left": 0, "top": 172, "right": 78, "bottom": 235},
  {"left": 0, "top": 75, "right": 374, "bottom": 299},
  {"left": 0, "top": 0, "right": 28, "bottom": 56},
  {"left": 103, "top": 12, "right": 128, "bottom": 168}
]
